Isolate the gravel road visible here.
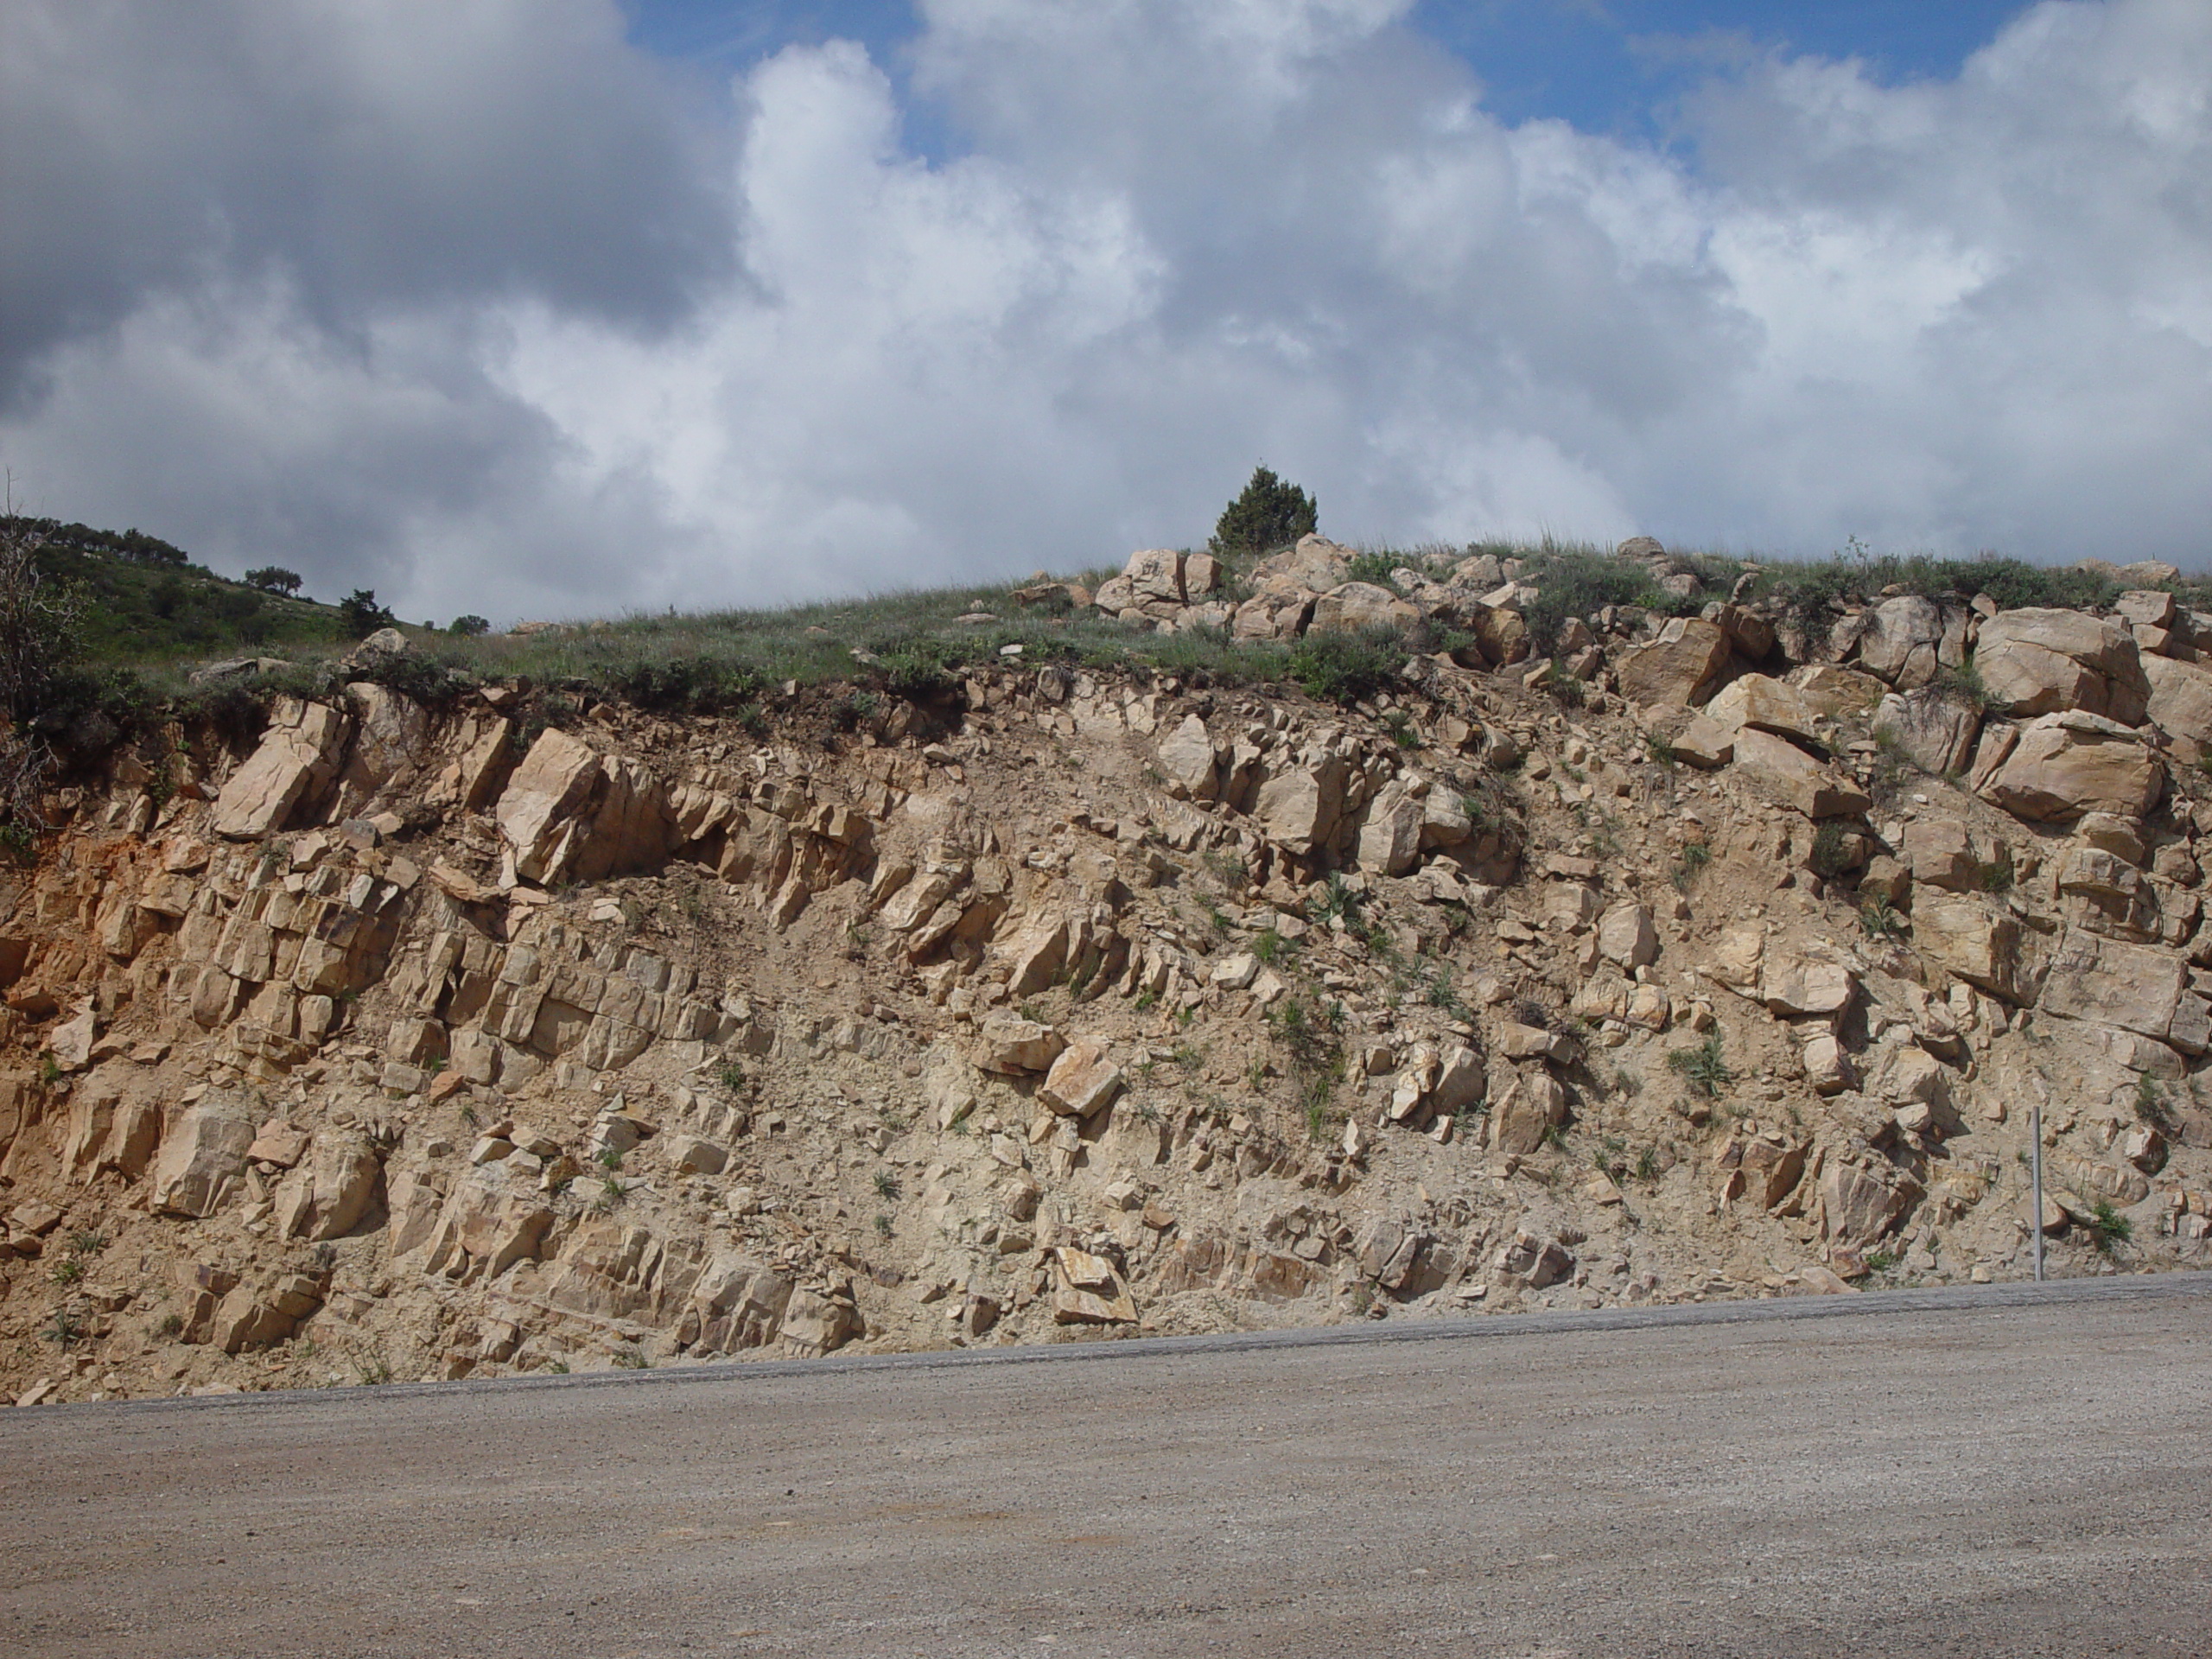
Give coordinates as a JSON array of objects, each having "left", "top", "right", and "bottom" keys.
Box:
[{"left": 5, "top": 1274, "right": 2209, "bottom": 1658}]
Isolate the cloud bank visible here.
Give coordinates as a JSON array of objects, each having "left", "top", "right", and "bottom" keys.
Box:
[{"left": 1, "top": 0, "right": 2207, "bottom": 622}]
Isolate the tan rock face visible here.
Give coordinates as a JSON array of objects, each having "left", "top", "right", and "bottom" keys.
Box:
[
  {"left": 1596, "top": 903, "right": 1658, "bottom": 970},
  {"left": 1356, "top": 783, "right": 1423, "bottom": 877},
  {"left": 2039, "top": 930, "right": 2188, "bottom": 1044},
  {"left": 1853, "top": 595, "right": 1963, "bottom": 690},
  {"left": 976, "top": 1015, "right": 1065, "bottom": 1074},
  {"left": 1617, "top": 618, "right": 1730, "bottom": 708},
  {"left": 1873, "top": 689, "right": 1982, "bottom": 777},
  {"left": 212, "top": 700, "right": 349, "bottom": 840},
  {"left": 1902, "top": 818, "right": 1980, "bottom": 892},
  {"left": 1252, "top": 756, "right": 1349, "bottom": 855},
  {"left": 495, "top": 729, "right": 603, "bottom": 883},
  {"left": 1124, "top": 549, "right": 1186, "bottom": 605},
  {"left": 1979, "top": 712, "right": 2162, "bottom": 822},
  {"left": 1309, "top": 582, "right": 1417, "bottom": 636},
  {"left": 1039, "top": 1039, "right": 1122, "bottom": 1117},
  {"left": 1489, "top": 1068, "right": 1567, "bottom": 1154},
  {"left": 150, "top": 1098, "right": 257, "bottom": 1218},
  {"left": 1915, "top": 898, "right": 2032, "bottom": 1003},
  {"left": 1731, "top": 728, "right": 1872, "bottom": 819},
  {"left": 2141, "top": 653, "right": 2212, "bottom": 760},
  {"left": 1974, "top": 608, "right": 2148, "bottom": 723},
  {"left": 1156, "top": 715, "right": 1221, "bottom": 800},
  {"left": 1705, "top": 675, "right": 1822, "bottom": 744}
]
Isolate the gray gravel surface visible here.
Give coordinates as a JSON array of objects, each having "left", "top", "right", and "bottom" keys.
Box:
[{"left": 4, "top": 1274, "right": 2209, "bottom": 1657}]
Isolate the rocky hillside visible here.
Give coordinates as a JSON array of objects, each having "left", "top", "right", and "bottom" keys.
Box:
[{"left": 4, "top": 537, "right": 2209, "bottom": 1405}]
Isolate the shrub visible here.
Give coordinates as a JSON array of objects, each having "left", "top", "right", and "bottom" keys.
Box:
[
  {"left": 2084, "top": 1198, "right": 2133, "bottom": 1255},
  {"left": 1671, "top": 842, "right": 1712, "bottom": 892},
  {"left": 1668, "top": 1033, "right": 1732, "bottom": 1100},
  {"left": 1517, "top": 549, "right": 1676, "bottom": 652},
  {"left": 1287, "top": 627, "right": 1402, "bottom": 706},
  {"left": 0, "top": 514, "right": 86, "bottom": 730},
  {"left": 449, "top": 613, "right": 491, "bottom": 637},
  {"left": 1344, "top": 550, "right": 1402, "bottom": 588},
  {"left": 603, "top": 655, "right": 764, "bottom": 715},
  {"left": 1808, "top": 821, "right": 1852, "bottom": 880},
  {"left": 880, "top": 639, "right": 957, "bottom": 700},
  {"left": 1210, "top": 466, "right": 1317, "bottom": 557},
  {"left": 336, "top": 588, "right": 397, "bottom": 639}
]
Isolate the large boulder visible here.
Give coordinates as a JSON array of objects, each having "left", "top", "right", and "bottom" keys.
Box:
[
  {"left": 211, "top": 699, "right": 350, "bottom": 840},
  {"left": 1901, "top": 817, "right": 1980, "bottom": 892},
  {"left": 1732, "top": 728, "right": 1872, "bottom": 819},
  {"left": 495, "top": 728, "right": 603, "bottom": 882},
  {"left": 1617, "top": 618, "right": 1730, "bottom": 708},
  {"left": 273, "top": 1128, "right": 384, "bottom": 1242},
  {"left": 1915, "top": 897, "right": 2034, "bottom": 1003},
  {"left": 1978, "top": 712, "right": 2162, "bottom": 823},
  {"left": 1356, "top": 782, "right": 1424, "bottom": 876},
  {"left": 1705, "top": 675, "right": 1822, "bottom": 745},
  {"left": 150, "top": 1097, "right": 257, "bottom": 1218},
  {"left": 1853, "top": 595, "right": 1963, "bottom": 689},
  {"left": 2141, "top": 652, "right": 2212, "bottom": 759},
  {"left": 1039, "top": 1039, "right": 1122, "bottom": 1117},
  {"left": 1596, "top": 903, "right": 1658, "bottom": 970},
  {"left": 1125, "top": 549, "right": 1185, "bottom": 604},
  {"left": 336, "top": 682, "right": 432, "bottom": 811},
  {"left": 1489, "top": 1068, "right": 1567, "bottom": 1154},
  {"left": 1252, "top": 756, "right": 1351, "bottom": 855},
  {"left": 1974, "top": 608, "right": 2149, "bottom": 723},
  {"left": 495, "top": 731, "right": 675, "bottom": 885},
  {"left": 1155, "top": 715, "right": 1222, "bottom": 800},
  {"left": 1309, "top": 582, "right": 1417, "bottom": 636},
  {"left": 1230, "top": 591, "right": 1315, "bottom": 640},
  {"left": 1873, "top": 688, "right": 1982, "bottom": 777},
  {"left": 2039, "top": 929, "right": 2186, "bottom": 1043},
  {"left": 1252, "top": 534, "right": 1353, "bottom": 594}
]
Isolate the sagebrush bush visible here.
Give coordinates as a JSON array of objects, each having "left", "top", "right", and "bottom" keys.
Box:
[{"left": 1287, "top": 627, "right": 1402, "bottom": 706}]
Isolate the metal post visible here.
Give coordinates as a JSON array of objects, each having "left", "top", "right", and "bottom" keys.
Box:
[{"left": 2031, "top": 1097, "right": 2045, "bottom": 1283}]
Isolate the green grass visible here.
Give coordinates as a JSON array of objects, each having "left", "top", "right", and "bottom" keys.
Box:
[
  {"left": 31, "top": 512, "right": 2212, "bottom": 758},
  {"left": 2084, "top": 1198, "right": 2134, "bottom": 1255}
]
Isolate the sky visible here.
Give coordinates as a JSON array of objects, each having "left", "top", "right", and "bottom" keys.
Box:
[{"left": 1, "top": 0, "right": 2208, "bottom": 626}]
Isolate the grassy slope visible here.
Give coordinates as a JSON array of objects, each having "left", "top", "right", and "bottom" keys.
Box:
[
  {"left": 47, "top": 520, "right": 2212, "bottom": 726},
  {"left": 32, "top": 538, "right": 349, "bottom": 664}
]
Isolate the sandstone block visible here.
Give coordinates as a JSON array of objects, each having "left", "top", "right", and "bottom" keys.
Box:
[
  {"left": 1974, "top": 608, "right": 2148, "bottom": 723},
  {"left": 1156, "top": 715, "right": 1222, "bottom": 800},
  {"left": 1040, "top": 1038, "right": 1122, "bottom": 1117},
  {"left": 1706, "top": 674, "right": 1821, "bottom": 744},
  {"left": 1732, "top": 727, "right": 1872, "bottom": 819},
  {"left": 150, "top": 1099, "right": 257, "bottom": 1218},
  {"left": 977, "top": 1015, "right": 1065, "bottom": 1074},
  {"left": 212, "top": 699, "right": 349, "bottom": 840},
  {"left": 1617, "top": 618, "right": 1729, "bottom": 707},
  {"left": 1489, "top": 1069, "right": 1567, "bottom": 1154},
  {"left": 1124, "top": 549, "right": 1185, "bottom": 605},
  {"left": 2039, "top": 929, "right": 2185, "bottom": 1042},
  {"left": 1915, "top": 897, "right": 2031, "bottom": 1003},
  {"left": 2141, "top": 652, "right": 2212, "bottom": 759},
  {"left": 1873, "top": 688, "right": 1982, "bottom": 777},
  {"left": 1596, "top": 903, "right": 1658, "bottom": 970},
  {"left": 1309, "top": 582, "right": 1416, "bottom": 636},
  {"left": 1979, "top": 712, "right": 2162, "bottom": 823}
]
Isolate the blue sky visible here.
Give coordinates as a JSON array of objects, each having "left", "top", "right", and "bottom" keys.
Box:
[{"left": 622, "top": 1, "right": 2038, "bottom": 147}]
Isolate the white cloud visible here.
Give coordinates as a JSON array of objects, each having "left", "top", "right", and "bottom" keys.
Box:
[{"left": 2, "top": 0, "right": 2209, "bottom": 622}]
